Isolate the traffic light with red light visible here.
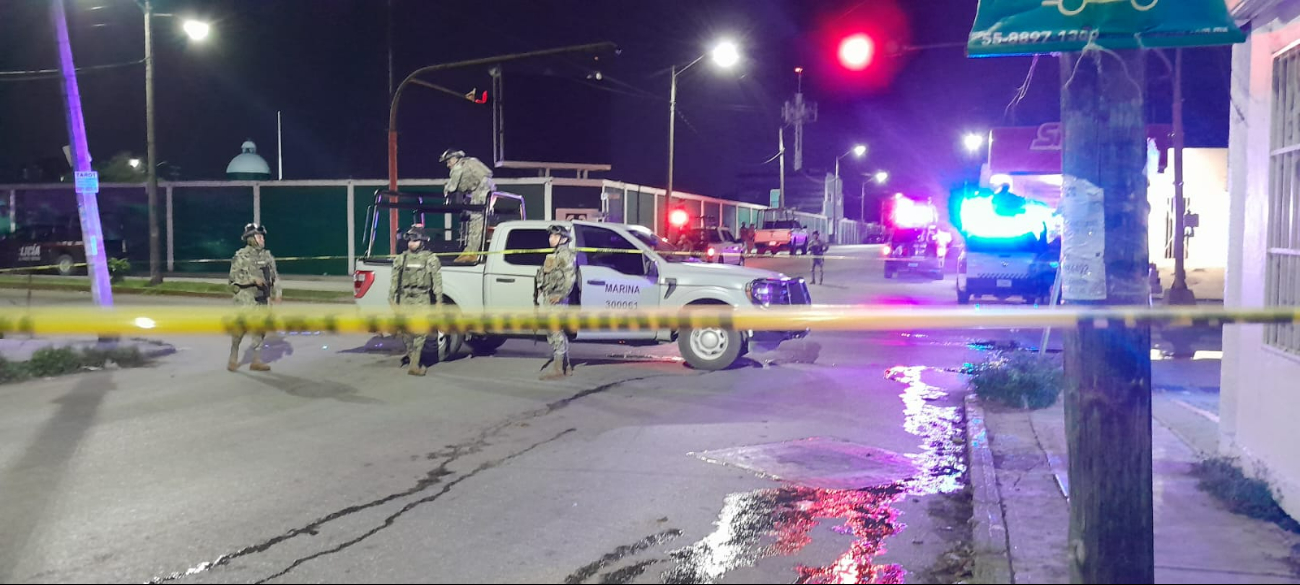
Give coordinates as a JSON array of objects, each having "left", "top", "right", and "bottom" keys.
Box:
[
  {"left": 838, "top": 34, "right": 875, "bottom": 71},
  {"left": 669, "top": 208, "right": 691, "bottom": 228}
]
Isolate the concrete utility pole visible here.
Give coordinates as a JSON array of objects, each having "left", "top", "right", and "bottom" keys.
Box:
[
  {"left": 1059, "top": 49, "right": 1155, "bottom": 584},
  {"left": 51, "top": 0, "right": 113, "bottom": 307}
]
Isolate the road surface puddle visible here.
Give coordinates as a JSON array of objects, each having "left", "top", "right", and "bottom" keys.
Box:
[{"left": 568, "top": 367, "right": 968, "bottom": 583}]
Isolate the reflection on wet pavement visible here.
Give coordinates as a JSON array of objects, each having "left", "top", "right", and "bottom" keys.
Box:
[
  {"left": 661, "top": 486, "right": 905, "bottom": 585},
  {"left": 565, "top": 365, "right": 971, "bottom": 584},
  {"left": 886, "top": 366, "right": 966, "bottom": 495}
]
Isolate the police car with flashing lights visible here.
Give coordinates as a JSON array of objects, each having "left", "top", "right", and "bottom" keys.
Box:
[{"left": 953, "top": 192, "right": 1059, "bottom": 305}]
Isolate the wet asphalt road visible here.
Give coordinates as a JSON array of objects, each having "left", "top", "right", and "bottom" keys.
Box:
[{"left": 0, "top": 246, "right": 1032, "bottom": 583}]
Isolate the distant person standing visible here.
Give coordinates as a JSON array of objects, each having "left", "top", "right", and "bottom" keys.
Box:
[
  {"left": 809, "top": 231, "right": 828, "bottom": 285},
  {"left": 227, "top": 223, "right": 280, "bottom": 372},
  {"left": 742, "top": 223, "right": 757, "bottom": 255}
]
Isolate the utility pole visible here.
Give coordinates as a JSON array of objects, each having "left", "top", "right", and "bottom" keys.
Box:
[
  {"left": 143, "top": 0, "right": 162, "bottom": 285},
  {"left": 1166, "top": 48, "right": 1196, "bottom": 305},
  {"left": 51, "top": 0, "right": 113, "bottom": 307},
  {"left": 778, "top": 126, "right": 787, "bottom": 210},
  {"left": 1059, "top": 49, "right": 1154, "bottom": 584}
]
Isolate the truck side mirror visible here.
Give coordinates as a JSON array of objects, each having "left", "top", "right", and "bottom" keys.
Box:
[{"left": 644, "top": 257, "right": 659, "bottom": 280}]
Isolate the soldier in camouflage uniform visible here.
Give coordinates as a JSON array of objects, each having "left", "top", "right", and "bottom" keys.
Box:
[
  {"left": 390, "top": 224, "right": 444, "bottom": 376},
  {"left": 227, "top": 223, "right": 281, "bottom": 372},
  {"left": 536, "top": 225, "right": 577, "bottom": 380},
  {"left": 441, "top": 148, "right": 495, "bottom": 263}
]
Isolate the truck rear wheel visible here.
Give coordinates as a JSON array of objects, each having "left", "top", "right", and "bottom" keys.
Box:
[
  {"left": 421, "top": 301, "right": 465, "bottom": 364},
  {"left": 56, "top": 254, "right": 75, "bottom": 276},
  {"left": 465, "top": 334, "right": 507, "bottom": 355},
  {"left": 677, "top": 306, "right": 743, "bottom": 370}
]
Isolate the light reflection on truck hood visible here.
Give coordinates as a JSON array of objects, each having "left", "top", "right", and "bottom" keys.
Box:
[{"left": 659, "top": 261, "right": 786, "bottom": 284}]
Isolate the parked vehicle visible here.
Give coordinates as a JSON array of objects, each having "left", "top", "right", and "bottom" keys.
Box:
[
  {"left": 754, "top": 219, "right": 809, "bottom": 255},
  {"left": 0, "top": 223, "right": 127, "bottom": 276}
]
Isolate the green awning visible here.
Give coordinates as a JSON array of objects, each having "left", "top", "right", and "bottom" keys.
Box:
[{"left": 969, "top": 0, "right": 1245, "bottom": 57}]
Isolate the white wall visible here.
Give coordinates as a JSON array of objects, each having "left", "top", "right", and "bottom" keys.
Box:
[
  {"left": 1223, "top": 8, "right": 1300, "bottom": 520},
  {"left": 1147, "top": 148, "right": 1230, "bottom": 270}
]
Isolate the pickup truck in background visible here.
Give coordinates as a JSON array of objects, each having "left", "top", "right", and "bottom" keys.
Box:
[
  {"left": 0, "top": 223, "right": 127, "bottom": 276},
  {"left": 753, "top": 219, "right": 809, "bottom": 255},
  {"left": 354, "top": 199, "right": 811, "bottom": 370}
]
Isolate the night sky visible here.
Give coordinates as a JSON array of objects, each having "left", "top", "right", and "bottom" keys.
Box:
[{"left": 0, "top": 0, "right": 1233, "bottom": 210}]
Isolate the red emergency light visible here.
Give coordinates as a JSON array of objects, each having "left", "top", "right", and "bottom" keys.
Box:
[
  {"left": 669, "top": 209, "right": 690, "bottom": 228},
  {"left": 890, "top": 196, "right": 937, "bottom": 228}
]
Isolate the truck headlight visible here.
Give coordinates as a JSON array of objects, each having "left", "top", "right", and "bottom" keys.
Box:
[{"left": 747, "top": 279, "right": 777, "bottom": 306}]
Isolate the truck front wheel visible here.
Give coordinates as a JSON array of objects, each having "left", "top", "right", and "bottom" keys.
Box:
[{"left": 678, "top": 312, "right": 743, "bottom": 370}]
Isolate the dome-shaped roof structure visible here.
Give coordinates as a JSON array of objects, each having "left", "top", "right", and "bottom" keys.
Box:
[{"left": 226, "top": 140, "right": 271, "bottom": 179}]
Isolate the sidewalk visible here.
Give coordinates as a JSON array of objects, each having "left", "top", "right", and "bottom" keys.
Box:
[
  {"left": 966, "top": 357, "right": 1300, "bottom": 584},
  {"left": 1152, "top": 266, "right": 1225, "bottom": 303}
]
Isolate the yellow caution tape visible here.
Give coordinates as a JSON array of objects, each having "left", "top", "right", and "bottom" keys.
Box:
[{"left": 0, "top": 305, "right": 1292, "bottom": 336}]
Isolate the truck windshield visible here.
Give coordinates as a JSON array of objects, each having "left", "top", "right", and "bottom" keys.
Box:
[
  {"left": 629, "top": 230, "right": 695, "bottom": 263},
  {"left": 762, "top": 221, "right": 797, "bottom": 230}
]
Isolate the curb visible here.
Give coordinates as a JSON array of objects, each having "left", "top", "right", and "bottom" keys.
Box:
[
  {"left": 0, "top": 282, "right": 352, "bottom": 304},
  {"left": 965, "top": 394, "right": 1014, "bottom": 584}
]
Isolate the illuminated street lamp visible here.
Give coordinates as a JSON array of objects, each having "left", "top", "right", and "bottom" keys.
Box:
[{"left": 666, "top": 39, "right": 740, "bottom": 232}]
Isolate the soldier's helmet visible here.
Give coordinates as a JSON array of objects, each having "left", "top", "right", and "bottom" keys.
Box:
[
  {"left": 242, "top": 223, "right": 267, "bottom": 240},
  {"left": 403, "top": 224, "right": 430, "bottom": 242},
  {"left": 439, "top": 148, "right": 466, "bottom": 163},
  {"left": 548, "top": 225, "right": 570, "bottom": 240}
]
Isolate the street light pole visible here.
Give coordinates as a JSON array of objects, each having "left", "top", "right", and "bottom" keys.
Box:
[
  {"left": 664, "top": 41, "right": 738, "bottom": 236},
  {"left": 667, "top": 63, "right": 680, "bottom": 229},
  {"left": 832, "top": 145, "right": 866, "bottom": 241},
  {"left": 666, "top": 54, "right": 706, "bottom": 236},
  {"left": 143, "top": 0, "right": 162, "bottom": 285}
]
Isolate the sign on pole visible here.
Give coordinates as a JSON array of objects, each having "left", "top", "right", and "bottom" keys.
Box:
[{"left": 969, "top": 0, "right": 1245, "bottom": 56}]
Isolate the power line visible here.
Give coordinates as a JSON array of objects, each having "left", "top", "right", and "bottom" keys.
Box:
[{"left": 0, "top": 58, "right": 143, "bottom": 82}]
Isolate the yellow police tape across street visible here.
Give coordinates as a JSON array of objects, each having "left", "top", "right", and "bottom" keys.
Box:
[
  {"left": 0, "top": 246, "right": 868, "bottom": 275},
  {"left": 0, "top": 305, "right": 1294, "bottom": 336}
]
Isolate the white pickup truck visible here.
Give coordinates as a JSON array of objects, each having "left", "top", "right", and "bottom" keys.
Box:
[{"left": 353, "top": 200, "right": 811, "bottom": 370}]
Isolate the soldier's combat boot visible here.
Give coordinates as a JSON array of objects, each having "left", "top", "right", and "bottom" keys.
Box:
[
  {"left": 250, "top": 350, "right": 271, "bottom": 372},
  {"left": 540, "top": 358, "right": 566, "bottom": 381},
  {"left": 227, "top": 339, "right": 241, "bottom": 372}
]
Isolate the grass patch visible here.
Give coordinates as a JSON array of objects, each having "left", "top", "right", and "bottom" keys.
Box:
[
  {"left": 0, "top": 276, "right": 351, "bottom": 303},
  {"left": 1192, "top": 457, "right": 1300, "bottom": 532},
  {"left": 964, "top": 351, "right": 1063, "bottom": 410},
  {"left": 0, "top": 344, "right": 155, "bottom": 384},
  {"left": 27, "top": 346, "right": 84, "bottom": 377}
]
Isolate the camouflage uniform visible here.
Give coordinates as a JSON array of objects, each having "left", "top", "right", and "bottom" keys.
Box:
[
  {"left": 228, "top": 224, "right": 280, "bottom": 371},
  {"left": 390, "top": 229, "right": 444, "bottom": 376},
  {"left": 445, "top": 156, "right": 494, "bottom": 258},
  {"left": 536, "top": 236, "right": 576, "bottom": 379}
]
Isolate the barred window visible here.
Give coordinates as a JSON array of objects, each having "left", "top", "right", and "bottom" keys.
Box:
[{"left": 1268, "top": 47, "right": 1300, "bottom": 353}]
